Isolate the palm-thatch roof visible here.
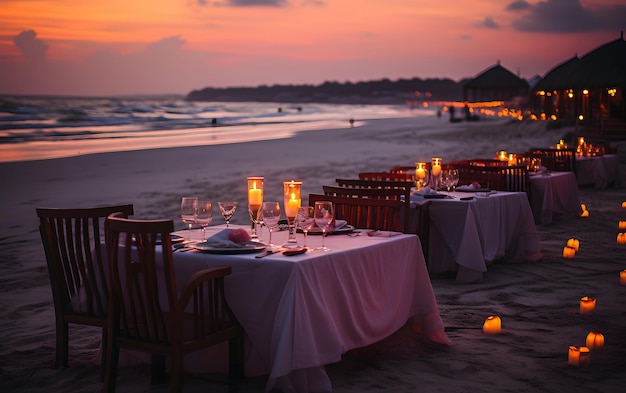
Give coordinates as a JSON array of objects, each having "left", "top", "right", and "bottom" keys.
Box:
[{"left": 464, "top": 63, "right": 529, "bottom": 89}]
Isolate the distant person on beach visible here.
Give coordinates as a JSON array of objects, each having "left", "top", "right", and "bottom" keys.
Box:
[
  {"left": 449, "top": 105, "right": 455, "bottom": 122},
  {"left": 349, "top": 118, "right": 354, "bottom": 127},
  {"left": 437, "top": 109, "right": 442, "bottom": 118}
]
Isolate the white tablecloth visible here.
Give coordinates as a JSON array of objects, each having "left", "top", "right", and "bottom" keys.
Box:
[
  {"left": 410, "top": 191, "right": 541, "bottom": 283},
  {"left": 576, "top": 154, "right": 621, "bottom": 189},
  {"left": 121, "top": 225, "right": 449, "bottom": 392},
  {"left": 528, "top": 171, "right": 582, "bottom": 224}
]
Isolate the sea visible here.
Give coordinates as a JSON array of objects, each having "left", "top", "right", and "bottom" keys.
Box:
[{"left": 0, "top": 96, "right": 434, "bottom": 163}]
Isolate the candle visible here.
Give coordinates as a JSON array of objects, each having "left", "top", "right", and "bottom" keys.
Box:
[
  {"left": 619, "top": 221, "right": 626, "bottom": 230},
  {"left": 283, "top": 181, "right": 302, "bottom": 219},
  {"left": 620, "top": 270, "right": 626, "bottom": 285},
  {"left": 415, "top": 162, "right": 426, "bottom": 180},
  {"left": 248, "top": 187, "right": 262, "bottom": 207},
  {"left": 566, "top": 238, "right": 580, "bottom": 251},
  {"left": 581, "top": 209, "right": 589, "bottom": 217},
  {"left": 622, "top": 201, "right": 626, "bottom": 208},
  {"left": 618, "top": 233, "right": 626, "bottom": 244},
  {"left": 482, "top": 315, "right": 501, "bottom": 334},
  {"left": 563, "top": 246, "right": 576, "bottom": 259},
  {"left": 579, "top": 296, "right": 596, "bottom": 314},
  {"left": 496, "top": 150, "right": 508, "bottom": 161},
  {"left": 508, "top": 154, "right": 516, "bottom": 166},
  {"left": 586, "top": 331, "right": 605, "bottom": 350},
  {"left": 568, "top": 346, "right": 590, "bottom": 366},
  {"left": 431, "top": 157, "right": 442, "bottom": 177}
]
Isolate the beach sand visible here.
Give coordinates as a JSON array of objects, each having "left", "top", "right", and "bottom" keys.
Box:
[{"left": 1, "top": 114, "right": 625, "bottom": 392}]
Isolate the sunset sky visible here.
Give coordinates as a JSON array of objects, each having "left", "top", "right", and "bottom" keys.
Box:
[{"left": 1, "top": 0, "right": 625, "bottom": 96}]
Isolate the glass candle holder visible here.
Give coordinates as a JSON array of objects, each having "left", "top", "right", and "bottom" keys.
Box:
[
  {"left": 247, "top": 176, "right": 264, "bottom": 242},
  {"left": 430, "top": 157, "right": 442, "bottom": 189},
  {"left": 415, "top": 162, "right": 428, "bottom": 190},
  {"left": 283, "top": 180, "right": 302, "bottom": 248}
]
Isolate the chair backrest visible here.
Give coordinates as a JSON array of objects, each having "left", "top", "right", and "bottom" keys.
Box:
[
  {"left": 526, "top": 148, "right": 576, "bottom": 172},
  {"left": 308, "top": 193, "right": 404, "bottom": 232},
  {"left": 104, "top": 213, "right": 234, "bottom": 347},
  {"left": 37, "top": 204, "right": 134, "bottom": 320},
  {"left": 333, "top": 179, "right": 414, "bottom": 232},
  {"left": 358, "top": 172, "right": 415, "bottom": 182},
  {"left": 448, "top": 163, "right": 529, "bottom": 193}
]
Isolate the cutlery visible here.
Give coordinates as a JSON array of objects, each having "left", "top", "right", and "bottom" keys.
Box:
[{"left": 255, "top": 249, "right": 277, "bottom": 259}]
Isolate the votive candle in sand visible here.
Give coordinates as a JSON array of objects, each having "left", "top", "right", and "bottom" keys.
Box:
[
  {"left": 622, "top": 201, "right": 626, "bottom": 208},
  {"left": 566, "top": 238, "right": 580, "bottom": 251},
  {"left": 586, "top": 331, "right": 605, "bottom": 350},
  {"left": 563, "top": 246, "right": 576, "bottom": 259},
  {"left": 482, "top": 315, "right": 501, "bottom": 334},
  {"left": 579, "top": 296, "right": 596, "bottom": 314},
  {"left": 568, "top": 346, "right": 590, "bottom": 366},
  {"left": 619, "top": 221, "right": 626, "bottom": 230},
  {"left": 620, "top": 270, "right": 626, "bottom": 285}
]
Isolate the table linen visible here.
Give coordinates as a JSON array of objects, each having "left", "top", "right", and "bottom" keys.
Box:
[
  {"left": 411, "top": 191, "right": 541, "bottom": 283},
  {"left": 576, "top": 154, "right": 621, "bottom": 189},
  {"left": 528, "top": 171, "right": 582, "bottom": 224},
  {"left": 119, "top": 225, "right": 449, "bottom": 393}
]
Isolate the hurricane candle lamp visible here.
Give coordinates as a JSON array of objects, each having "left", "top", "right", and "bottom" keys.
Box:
[
  {"left": 415, "top": 162, "right": 428, "bottom": 190},
  {"left": 619, "top": 221, "right": 626, "bottom": 230},
  {"left": 430, "top": 157, "right": 442, "bottom": 189},
  {"left": 618, "top": 233, "right": 626, "bottom": 244},
  {"left": 247, "top": 176, "right": 264, "bottom": 241},
  {"left": 496, "top": 150, "right": 508, "bottom": 162},
  {"left": 283, "top": 180, "right": 302, "bottom": 248}
]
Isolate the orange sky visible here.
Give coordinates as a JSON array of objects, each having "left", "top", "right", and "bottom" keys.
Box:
[{"left": 1, "top": 0, "right": 624, "bottom": 96}]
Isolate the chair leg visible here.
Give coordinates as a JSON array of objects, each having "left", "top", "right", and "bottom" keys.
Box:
[
  {"left": 151, "top": 354, "right": 167, "bottom": 385},
  {"left": 228, "top": 334, "right": 245, "bottom": 390},
  {"left": 56, "top": 319, "right": 68, "bottom": 368},
  {"left": 170, "top": 352, "right": 183, "bottom": 393},
  {"left": 100, "top": 327, "right": 108, "bottom": 382},
  {"left": 103, "top": 333, "right": 119, "bottom": 393}
]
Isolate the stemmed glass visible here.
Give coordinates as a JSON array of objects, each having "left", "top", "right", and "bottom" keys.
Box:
[
  {"left": 295, "top": 206, "right": 315, "bottom": 249},
  {"left": 261, "top": 202, "right": 281, "bottom": 247},
  {"left": 180, "top": 197, "right": 198, "bottom": 239},
  {"left": 217, "top": 201, "right": 238, "bottom": 227},
  {"left": 441, "top": 169, "right": 460, "bottom": 197},
  {"left": 195, "top": 199, "right": 213, "bottom": 241},
  {"left": 314, "top": 201, "right": 334, "bottom": 251}
]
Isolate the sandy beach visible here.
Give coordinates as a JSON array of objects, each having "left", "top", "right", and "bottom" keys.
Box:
[{"left": 1, "top": 114, "right": 625, "bottom": 393}]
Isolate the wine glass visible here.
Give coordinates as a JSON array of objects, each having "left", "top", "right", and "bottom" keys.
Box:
[
  {"left": 195, "top": 199, "right": 213, "bottom": 241},
  {"left": 217, "top": 201, "right": 238, "bottom": 227},
  {"left": 314, "top": 201, "right": 334, "bottom": 251},
  {"left": 261, "top": 201, "right": 281, "bottom": 247},
  {"left": 180, "top": 196, "right": 198, "bottom": 239},
  {"left": 441, "top": 169, "right": 460, "bottom": 197},
  {"left": 296, "top": 206, "right": 315, "bottom": 249}
]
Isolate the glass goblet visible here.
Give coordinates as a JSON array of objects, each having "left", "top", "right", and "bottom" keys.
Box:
[
  {"left": 218, "top": 201, "right": 238, "bottom": 227},
  {"left": 314, "top": 201, "right": 334, "bottom": 251},
  {"left": 195, "top": 199, "right": 213, "bottom": 241},
  {"left": 180, "top": 196, "right": 198, "bottom": 239},
  {"left": 261, "top": 201, "right": 281, "bottom": 247},
  {"left": 296, "top": 206, "right": 315, "bottom": 249}
]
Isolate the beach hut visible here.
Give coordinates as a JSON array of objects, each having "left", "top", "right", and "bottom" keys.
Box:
[
  {"left": 533, "top": 32, "right": 626, "bottom": 138},
  {"left": 463, "top": 62, "right": 530, "bottom": 106}
]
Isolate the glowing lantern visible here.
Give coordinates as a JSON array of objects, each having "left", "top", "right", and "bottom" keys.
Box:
[
  {"left": 586, "top": 332, "right": 605, "bottom": 350},
  {"left": 566, "top": 238, "right": 580, "bottom": 251},
  {"left": 619, "top": 221, "right": 626, "bottom": 230},
  {"left": 620, "top": 270, "right": 626, "bottom": 286},
  {"left": 568, "top": 346, "right": 591, "bottom": 367},
  {"left": 622, "top": 201, "right": 626, "bottom": 208},
  {"left": 581, "top": 209, "right": 589, "bottom": 217},
  {"left": 580, "top": 296, "right": 596, "bottom": 314},
  {"left": 563, "top": 246, "right": 576, "bottom": 259},
  {"left": 581, "top": 203, "right": 587, "bottom": 211},
  {"left": 618, "top": 233, "right": 626, "bottom": 244},
  {"left": 482, "top": 315, "right": 501, "bottom": 334}
]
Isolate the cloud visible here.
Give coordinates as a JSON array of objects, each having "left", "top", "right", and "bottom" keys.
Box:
[
  {"left": 223, "top": 0, "right": 288, "bottom": 6},
  {"left": 476, "top": 16, "right": 500, "bottom": 29},
  {"left": 13, "top": 30, "right": 48, "bottom": 62},
  {"left": 507, "top": 0, "right": 626, "bottom": 33}
]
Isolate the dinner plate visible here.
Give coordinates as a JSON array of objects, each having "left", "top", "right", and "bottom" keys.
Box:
[
  {"left": 303, "top": 224, "right": 356, "bottom": 235},
  {"left": 192, "top": 242, "right": 266, "bottom": 254},
  {"left": 456, "top": 187, "right": 491, "bottom": 193},
  {"left": 423, "top": 193, "right": 449, "bottom": 199}
]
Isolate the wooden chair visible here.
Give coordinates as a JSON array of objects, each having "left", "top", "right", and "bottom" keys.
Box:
[
  {"left": 358, "top": 172, "right": 415, "bottom": 182},
  {"left": 309, "top": 193, "right": 405, "bottom": 232},
  {"left": 103, "top": 213, "right": 244, "bottom": 393},
  {"left": 447, "top": 162, "right": 529, "bottom": 194},
  {"left": 526, "top": 148, "right": 576, "bottom": 172},
  {"left": 37, "top": 204, "right": 134, "bottom": 379}
]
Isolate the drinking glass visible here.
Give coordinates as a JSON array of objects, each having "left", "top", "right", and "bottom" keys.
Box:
[
  {"left": 314, "top": 201, "right": 334, "bottom": 251},
  {"left": 217, "top": 201, "right": 238, "bottom": 227},
  {"left": 261, "top": 202, "right": 281, "bottom": 247},
  {"left": 195, "top": 199, "right": 213, "bottom": 241},
  {"left": 296, "top": 206, "right": 315, "bottom": 249},
  {"left": 180, "top": 196, "right": 198, "bottom": 238},
  {"left": 247, "top": 177, "right": 264, "bottom": 242},
  {"left": 441, "top": 169, "right": 459, "bottom": 196}
]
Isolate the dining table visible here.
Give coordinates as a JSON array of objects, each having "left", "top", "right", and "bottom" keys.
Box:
[
  {"left": 528, "top": 171, "right": 582, "bottom": 224},
  {"left": 117, "top": 224, "right": 450, "bottom": 393},
  {"left": 575, "top": 154, "right": 621, "bottom": 189},
  {"left": 410, "top": 190, "right": 542, "bottom": 283}
]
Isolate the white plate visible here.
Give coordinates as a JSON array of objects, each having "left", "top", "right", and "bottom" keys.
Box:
[{"left": 193, "top": 242, "right": 266, "bottom": 254}]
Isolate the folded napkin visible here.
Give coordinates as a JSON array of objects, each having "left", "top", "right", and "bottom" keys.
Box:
[
  {"left": 456, "top": 182, "right": 482, "bottom": 191},
  {"left": 367, "top": 230, "right": 403, "bottom": 237},
  {"left": 200, "top": 228, "right": 252, "bottom": 248},
  {"left": 413, "top": 186, "right": 438, "bottom": 196}
]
